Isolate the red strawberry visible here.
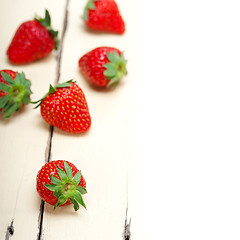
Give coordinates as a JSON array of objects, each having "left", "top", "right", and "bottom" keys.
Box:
[
  {"left": 36, "top": 160, "right": 87, "bottom": 211},
  {"left": 0, "top": 70, "right": 32, "bottom": 118},
  {"left": 7, "top": 10, "right": 59, "bottom": 64},
  {"left": 79, "top": 47, "right": 127, "bottom": 88},
  {"left": 33, "top": 80, "right": 91, "bottom": 134},
  {"left": 83, "top": 0, "right": 125, "bottom": 34}
]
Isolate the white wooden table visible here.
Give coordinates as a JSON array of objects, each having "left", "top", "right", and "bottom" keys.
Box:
[
  {"left": 1, "top": 0, "right": 240, "bottom": 239},
  {"left": 0, "top": 0, "right": 139, "bottom": 239}
]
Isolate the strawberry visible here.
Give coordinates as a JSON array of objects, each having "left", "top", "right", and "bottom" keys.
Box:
[
  {"left": 0, "top": 70, "right": 32, "bottom": 118},
  {"left": 33, "top": 80, "right": 91, "bottom": 134},
  {"left": 7, "top": 10, "right": 59, "bottom": 64},
  {"left": 36, "top": 160, "right": 87, "bottom": 211},
  {"left": 79, "top": 47, "right": 127, "bottom": 88},
  {"left": 83, "top": 0, "right": 125, "bottom": 34}
]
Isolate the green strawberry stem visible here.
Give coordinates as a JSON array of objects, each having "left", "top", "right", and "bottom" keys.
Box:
[
  {"left": 31, "top": 80, "right": 73, "bottom": 108},
  {"left": 0, "top": 72, "right": 32, "bottom": 118},
  {"left": 83, "top": 0, "right": 98, "bottom": 21},
  {"left": 44, "top": 161, "right": 87, "bottom": 211},
  {"left": 103, "top": 51, "right": 127, "bottom": 87},
  {"left": 35, "top": 9, "right": 59, "bottom": 50}
]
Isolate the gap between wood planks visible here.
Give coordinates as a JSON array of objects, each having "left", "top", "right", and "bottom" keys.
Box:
[
  {"left": 5, "top": 220, "right": 14, "bottom": 240},
  {"left": 123, "top": 205, "right": 131, "bottom": 240},
  {"left": 37, "top": 0, "right": 69, "bottom": 238}
]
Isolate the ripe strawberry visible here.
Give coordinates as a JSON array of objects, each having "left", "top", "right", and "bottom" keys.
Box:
[
  {"left": 33, "top": 80, "right": 91, "bottom": 133},
  {"left": 83, "top": 0, "right": 125, "bottom": 34},
  {"left": 36, "top": 160, "right": 87, "bottom": 211},
  {"left": 0, "top": 70, "right": 32, "bottom": 118},
  {"left": 79, "top": 47, "right": 127, "bottom": 88},
  {"left": 7, "top": 10, "right": 59, "bottom": 64}
]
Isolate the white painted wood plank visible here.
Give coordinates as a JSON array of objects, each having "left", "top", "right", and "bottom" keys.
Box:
[
  {"left": 129, "top": 1, "right": 240, "bottom": 240},
  {"left": 40, "top": 0, "right": 138, "bottom": 239},
  {"left": 0, "top": 0, "right": 66, "bottom": 239}
]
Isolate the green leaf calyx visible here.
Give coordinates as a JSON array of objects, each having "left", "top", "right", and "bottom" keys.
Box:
[
  {"left": 0, "top": 71, "right": 32, "bottom": 119},
  {"left": 103, "top": 51, "right": 127, "bottom": 88},
  {"left": 44, "top": 161, "right": 87, "bottom": 211},
  {"left": 35, "top": 9, "right": 60, "bottom": 50},
  {"left": 83, "top": 0, "right": 98, "bottom": 21},
  {"left": 31, "top": 80, "right": 73, "bottom": 109}
]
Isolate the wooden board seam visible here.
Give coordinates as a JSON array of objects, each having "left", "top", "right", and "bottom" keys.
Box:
[{"left": 37, "top": 0, "right": 70, "bottom": 239}]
